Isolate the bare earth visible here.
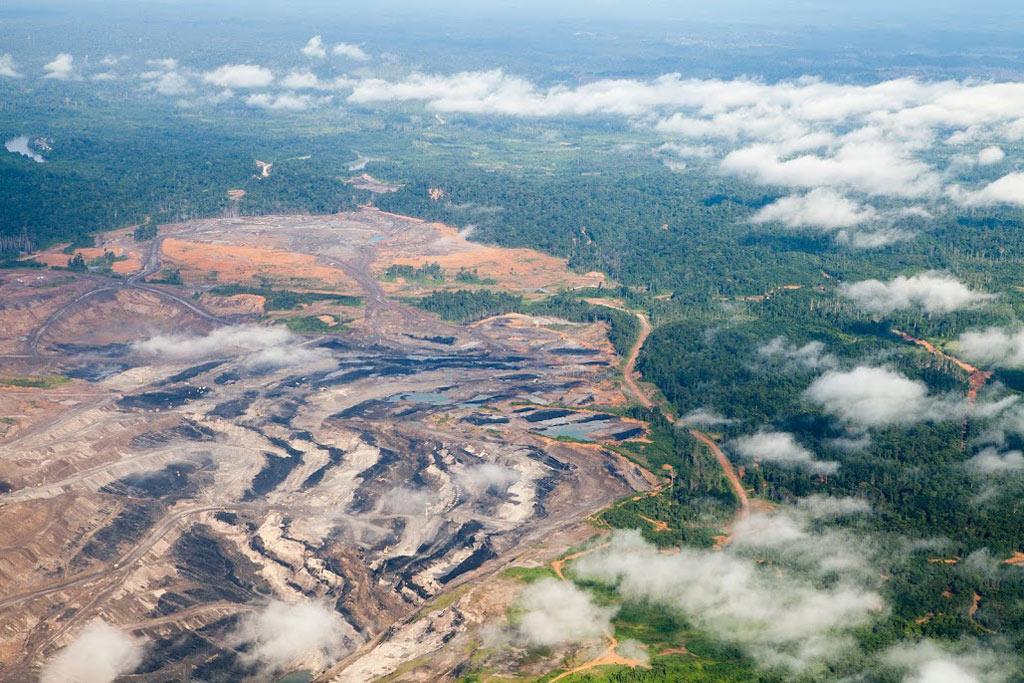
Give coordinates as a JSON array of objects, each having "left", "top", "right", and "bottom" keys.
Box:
[{"left": 0, "top": 209, "right": 652, "bottom": 681}]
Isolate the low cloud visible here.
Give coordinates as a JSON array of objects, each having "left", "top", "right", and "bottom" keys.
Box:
[
  {"left": 967, "top": 447, "right": 1024, "bottom": 474},
  {"left": 245, "top": 92, "right": 329, "bottom": 111},
  {"left": 151, "top": 72, "right": 192, "bottom": 96},
  {"left": 977, "top": 146, "right": 1005, "bottom": 165},
  {"left": 758, "top": 337, "right": 837, "bottom": 370},
  {"left": 836, "top": 226, "right": 915, "bottom": 248},
  {"left": 333, "top": 43, "right": 370, "bottom": 61},
  {"left": 955, "top": 171, "right": 1024, "bottom": 207},
  {"left": 378, "top": 487, "right": 432, "bottom": 516},
  {"left": 514, "top": 578, "right": 614, "bottom": 647},
  {"left": 750, "top": 189, "right": 877, "bottom": 230},
  {"left": 134, "top": 324, "right": 330, "bottom": 369},
  {"left": 840, "top": 272, "right": 992, "bottom": 314},
  {"left": 41, "top": 621, "right": 146, "bottom": 683},
  {"left": 732, "top": 430, "right": 838, "bottom": 474},
  {"left": 301, "top": 35, "right": 327, "bottom": 59},
  {"left": 458, "top": 462, "right": 520, "bottom": 496},
  {"left": 202, "top": 64, "right": 274, "bottom": 89},
  {"left": 805, "top": 366, "right": 950, "bottom": 427},
  {"left": 229, "top": 600, "right": 352, "bottom": 675},
  {"left": 955, "top": 327, "right": 1024, "bottom": 367},
  {"left": 883, "top": 639, "right": 1014, "bottom": 683},
  {"left": 678, "top": 408, "right": 734, "bottom": 427},
  {"left": 0, "top": 54, "right": 22, "bottom": 78},
  {"left": 43, "top": 53, "right": 75, "bottom": 80},
  {"left": 796, "top": 495, "right": 871, "bottom": 517},
  {"left": 573, "top": 528, "right": 880, "bottom": 671}
]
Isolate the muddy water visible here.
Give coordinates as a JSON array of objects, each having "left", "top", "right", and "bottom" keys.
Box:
[{"left": 4, "top": 136, "right": 45, "bottom": 163}]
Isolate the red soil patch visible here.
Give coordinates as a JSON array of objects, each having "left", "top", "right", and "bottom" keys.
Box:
[{"left": 161, "top": 238, "right": 355, "bottom": 288}]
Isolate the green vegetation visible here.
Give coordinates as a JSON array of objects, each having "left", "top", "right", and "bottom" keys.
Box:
[
  {"left": 280, "top": 315, "right": 350, "bottom": 334},
  {"left": 208, "top": 284, "right": 362, "bottom": 311},
  {"left": 414, "top": 289, "right": 639, "bottom": 356},
  {"left": 0, "top": 374, "right": 71, "bottom": 389},
  {"left": 384, "top": 262, "right": 445, "bottom": 282}
]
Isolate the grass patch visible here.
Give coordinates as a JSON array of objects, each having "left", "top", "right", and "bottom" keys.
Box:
[
  {"left": 502, "top": 566, "right": 558, "bottom": 583},
  {"left": 0, "top": 374, "right": 71, "bottom": 389},
  {"left": 280, "top": 315, "right": 351, "bottom": 334},
  {"left": 209, "top": 284, "right": 362, "bottom": 310}
]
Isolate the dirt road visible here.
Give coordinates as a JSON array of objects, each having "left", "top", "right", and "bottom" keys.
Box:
[{"left": 689, "top": 429, "right": 750, "bottom": 519}]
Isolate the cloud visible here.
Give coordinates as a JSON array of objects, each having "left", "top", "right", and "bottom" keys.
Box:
[
  {"left": 229, "top": 600, "right": 351, "bottom": 674},
  {"left": 147, "top": 58, "right": 178, "bottom": 70},
  {"left": 90, "top": 72, "right": 117, "bottom": 82},
  {"left": 955, "top": 327, "right": 1024, "bottom": 367},
  {"left": 245, "top": 92, "right": 329, "bottom": 111},
  {"left": 0, "top": 54, "right": 23, "bottom": 78},
  {"left": 133, "top": 324, "right": 331, "bottom": 369},
  {"left": 678, "top": 408, "right": 735, "bottom": 427},
  {"left": 41, "top": 621, "right": 146, "bottom": 683},
  {"left": 977, "top": 146, "right": 1005, "bottom": 165},
  {"left": 151, "top": 72, "right": 192, "bottom": 96},
  {"left": 750, "top": 188, "right": 877, "bottom": 230},
  {"left": 955, "top": 172, "right": 1024, "bottom": 207},
  {"left": 805, "top": 366, "right": 952, "bottom": 427},
  {"left": 514, "top": 578, "right": 615, "bottom": 647},
  {"left": 333, "top": 42, "right": 370, "bottom": 61},
  {"left": 883, "top": 639, "right": 1014, "bottom": 683},
  {"left": 573, "top": 529, "right": 880, "bottom": 671},
  {"left": 202, "top": 64, "right": 274, "bottom": 89},
  {"left": 721, "top": 141, "right": 940, "bottom": 198},
  {"left": 967, "top": 447, "right": 1024, "bottom": 474},
  {"left": 458, "top": 462, "right": 520, "bottom": 496},
  {"left": 43, "top": 53, "right": 75, "bottom": 80},
  {"left": 836, "top": 226, "right": 915, "bottom": 248},
  {"left": 378, "top": 487, "right": 432, "bottom": 516},
  {"left": 301, "top": 35, "right": 327, "bottom": 59},
  {"left": 795, "top": 495, "right": 871, "bottom": 517},
  {"left": 758, "top": 337, "right": 837, "bottom": 370},
  {"left": 840, "top": 272, "right": 992, "bottom": 314},
  {"left": 732, "top": 430, "right": 838, "bottom": 474}
]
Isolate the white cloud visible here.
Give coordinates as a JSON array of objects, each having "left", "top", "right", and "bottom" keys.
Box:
[
  {"left": 883, "top": 639, "right": 1014, "bottom": 683},
  {"left": 805, "top": 366, "right": 952, "bottom": 427},
  {"left": 515, "top": 578, "right": 614, "bottom": 647},
  {"left": 750, "top": 188, "right": 877, "bottom": 230},
  {"left": 955, "top": 327, "right": 1024, "bottom": 367},
  {"left": 458, "top": 462, "right": 520, "bottom": 496},
  {"left": 151, "top": 72, "right": 192, "bottom": 96},
  {"left": 146, "top": 58, "right": 178, "bottom": 70},
  {"left": 41, "top": 621, "right": 146, "bottom": 683},
  {"left": 678, "top": 408, "right": 734, "bottom": 427},
  {"left": 90, "top": 72, "right": 117, "bottom": 82},
  {"left": 967, "top": 446, "right": 1024, "bottom": 474},
  {"left": 977, "top": 146, "right": 1005, "bottom": 165},
  {"left": 956, "top": 172, "right": 1024, "bottom": 207},
  {"left": 721, "top": 141, "right": 940, "bottom": 198},
  {"left": 732, "top": 430, "right": 838, "bottom": 474},
  {"left": 836, "top": 227, "right": 916, "bottom": 248},
  {"left": 840, "top": 272, "right": 992, "bottom": 314},
  {"left": 229, "top": 600, "right": 352, "bottom": 675},
  {"left": 43, "top": 53, "right": 75, "bottom": 80},
  {"left": 202, "top": 64, "right": 274, "bottom": 89},
  {"left": 333, "top": 42, "right": 370, "bottom": 61},
  {"left": 0, "top": 54, "right": 23, "bottom": 78},
  {"left": 758, "top": 337, "right": 837, "bottom": 370},
  {"left": 301, "top": 35, "right": 327, "bottom": 59},
  {"left": 245, "top": 92, "right": 328, "bottom": 111},
  {"left": 133, "top": 324, "right": 331, "bottom": 369},
  {"left": 573, "top": 529, "right": 880, "bottom": 671},
  {"left": 796, "top": 495, "right": 872, "bottom": 517}
]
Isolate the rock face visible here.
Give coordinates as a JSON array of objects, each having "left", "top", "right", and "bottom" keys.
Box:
[{"left": 0, "top": 212, "right": 647, "bottom": 682}]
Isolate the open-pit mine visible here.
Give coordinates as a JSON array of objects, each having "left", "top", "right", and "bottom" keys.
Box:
[{"left": 0, "top": 210, "right": 653, "bottom": 681}]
